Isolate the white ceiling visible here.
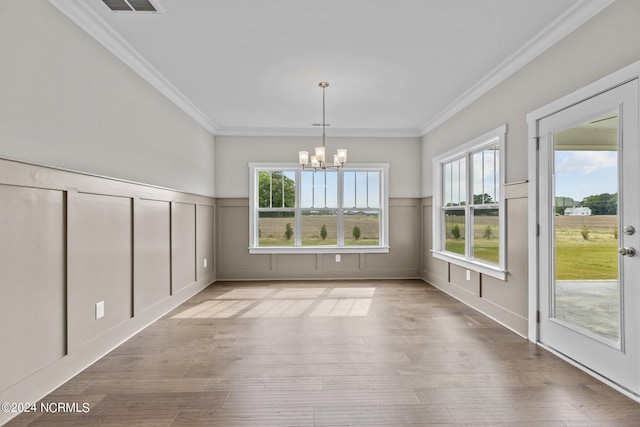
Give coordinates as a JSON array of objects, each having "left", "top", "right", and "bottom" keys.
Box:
[{"left": 51, "top": 0, "right": 613, "bottom": 136}]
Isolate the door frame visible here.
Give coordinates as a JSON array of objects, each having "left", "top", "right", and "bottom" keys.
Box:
[{"left": 526, "top": 60, "right": 640, "bottom": 398}]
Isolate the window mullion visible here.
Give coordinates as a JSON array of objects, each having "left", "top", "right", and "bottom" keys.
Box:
[
  {"left": 353, "top": 171, "right": 357, "bottom": 208},
  {"left": 439, "top": 168, "right": 444, "bottom": 252},
  {"left": 377, "top": 171, "right": 382, "bottom": 244},
  {"left": 449, "top": 163, "right": 452, "bottom": 206},
  {"left": 466, "top": 153, "right": 472, "bottom": 260},
  {"left": 493, "top": 147, "right": 500, "bottom": 202},
  {"left": 295, "top": 169, "right": 302, "bottom": 247},
  {"left": 458, "top": 160, "right": 462, "bottom": 206},
  {"left": 482, "top": 150, "right": 486, "bottom": 203},
  {"left": 323, "top": 171, "right": 327, "bottom": 208},
  {"left": 337, "top": 169, "right": 344, "bottom": 246},
  {"left": 440, "top": 206, "right": 445, "bottom": 252},
  {"left": 468, "top": 206, "right": 473, "bottom": 260},
  {"left": 366, "top": 171, "right": 369, "bottom": 208}
]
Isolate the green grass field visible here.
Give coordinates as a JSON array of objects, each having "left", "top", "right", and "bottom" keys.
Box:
[
  {"left": 261, "top": 212, "right": 617, "bottom": 278},
  {"left": 554, "top": 215, "right": 618, "bottom": 280},
  {"left": 258, "top": 214, "right": 379, "bottom": 246},
  {"left": 445, "top": 215, "right": 500, "bottom": 264},
  {"left": 444, "top": 237, "right": 499, "bottom": 264},
  {"left": 443, "top": 215, "right": 618, "bottom": 278}
]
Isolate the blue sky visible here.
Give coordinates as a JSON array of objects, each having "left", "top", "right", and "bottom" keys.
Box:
[{"left": 555, "top": 150, "right": 617, "bottom": 202}]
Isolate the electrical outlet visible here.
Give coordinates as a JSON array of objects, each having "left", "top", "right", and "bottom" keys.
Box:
[
  {"left": 96, "top": 301, "right": 105, "bottom": 319},
  {"left": 203, "top": 258, "right": 207, "bottom": 268},
  {"left": 466, "top": 270, "right": 471, "bottom": 281},
  {"left": 335, "top": 254, "right": 341, "bottom": 263}
]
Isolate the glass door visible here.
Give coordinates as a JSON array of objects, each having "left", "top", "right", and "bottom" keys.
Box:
[
  {"left": 552, "top": 112, "right": 620, "bottom": 344},
  {"left": 537, "top": 79, "right": 640, "bottom": 395}
]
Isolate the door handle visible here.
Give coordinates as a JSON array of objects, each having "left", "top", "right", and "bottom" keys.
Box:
[{"left": 618, "top": 247, "right": 636, "bottom": 257}]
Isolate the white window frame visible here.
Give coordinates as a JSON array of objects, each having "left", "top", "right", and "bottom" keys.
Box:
[
  {"left": 432, "top": 125, "right": 507, "bottom": 280},
  {"left": 249, "top": 162, "right": 390, "bottom": 254}
]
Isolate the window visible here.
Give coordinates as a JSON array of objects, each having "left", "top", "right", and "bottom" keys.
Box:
[
  {"left": 249, "top": 163, "right": 389, "bottom": 253},
  {"left": 432, "top": 125, "right": 506, "bottom": 279}
]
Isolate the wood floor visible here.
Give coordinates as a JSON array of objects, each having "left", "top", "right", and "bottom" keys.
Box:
[{"left": 8, "top": 279, "right": 640, "bottom": 426}]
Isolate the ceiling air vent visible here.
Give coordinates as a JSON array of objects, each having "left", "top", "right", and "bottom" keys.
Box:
[{"left": 102, "top": 0, "right": 159, "bottom": 13}]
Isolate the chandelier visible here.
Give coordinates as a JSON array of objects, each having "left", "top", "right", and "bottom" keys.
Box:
[{"left": 298, "top": 82, "right": 347, "bottom": 170}]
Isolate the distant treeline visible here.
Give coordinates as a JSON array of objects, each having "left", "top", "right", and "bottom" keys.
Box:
[{"left": 556, "top": 193, "right": 617, "bottom": 215}]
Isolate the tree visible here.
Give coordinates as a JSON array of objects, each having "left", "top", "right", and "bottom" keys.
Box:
[
  {"left": 555, "top": 196, "right": 576, "bottom": 212},
  {"left": 451, "top": 224, "right": 461, "bottom": 240},
  {"left": 556, "top": 196, "right": 576, "bottom": 206},
  {"left": 284, "top": 223, "right": 293, "bottom": 240},
  {"left": 581, "top": 193, "right": 617, "bottom": 215},
  {"left": 320, "top": 224, "right": 327, "bottom": 240},
  {"left": 352, "top": 226, "right": 361, "bottom": 240},
  {"left": 258, "top": 171, "right": 295, "bottom": 209},
  {"left": 473, "top": 193, "right": 493, "bottom": 204},
  {"left": 483, "top": 226, "right": 493, "bottom": 239}
]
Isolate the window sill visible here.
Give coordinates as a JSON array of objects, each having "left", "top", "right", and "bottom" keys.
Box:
[
  {"left": 431, "top": 250, "right": 506, "bottom": 280},
  {"left": 249, "top": 246, "right": 390, "bottom": 255}
]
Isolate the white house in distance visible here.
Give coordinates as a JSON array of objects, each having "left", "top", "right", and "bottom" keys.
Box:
[{"left": 565, "top": 207, "right": 592, "bottom": 216}]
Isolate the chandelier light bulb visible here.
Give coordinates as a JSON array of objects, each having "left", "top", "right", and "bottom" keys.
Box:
[
  {"left": 311, "top": 155, "right": 320, "bottom": 168},
  {"left": 337, "top": 149, "right": 347, "bottom": 164},
  {"left": 299, "top": 151, "right": 309, "bottom": 165}
]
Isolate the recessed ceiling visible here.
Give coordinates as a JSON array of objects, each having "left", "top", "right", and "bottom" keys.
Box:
[{"left": 50, "top": 0, "right": 613, "bottom": 136}]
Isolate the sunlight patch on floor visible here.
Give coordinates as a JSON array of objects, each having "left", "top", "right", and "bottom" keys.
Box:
[
  {"left": 310, "top": 299, "right": 372, "bottom": 317},
  {"left": 328, "top": 287, "right": 376, "bottom": 298},
  {"left": 215, "top": 288, "right": 276, "bottom": 299},
  {"left": 171, "top": 288, "right": 375, "bottom": 319},
  {"left": 193, "top": 300, "right": 242, "bottom": 318},
  {"left": 242, "top": 299, "right": 316, "bottom": 318},
  {"left": 272, "top": 288, "right": 327, "bottom": 298},
  {"left": 170, "top": 300, "right": 221, "bottom": 318}
]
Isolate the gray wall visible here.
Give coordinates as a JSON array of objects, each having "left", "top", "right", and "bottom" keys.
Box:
[
  {"left": 0, "top": 1, "right": 217, "bottom": 423},
  {"left": 0, "top": 0, "right": 216, "bottom": 197},
  {"left": 214, "top": 135, "right": 423, "bottom": 280},
  {"left": 421, "top": 0, "right": 640, "bottom": 336},
  {"left": 216, "top": 197, "right": 421, "bottom": 281},
  {"left": 215, "top": 136, "right": 422, "bottom": 198},
  {"left": 0, "top": 159, "right": 215, "bottom": 425}
]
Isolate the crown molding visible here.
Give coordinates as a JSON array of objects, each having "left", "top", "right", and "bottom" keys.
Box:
[
  {"left": 49, "top": 0, "right": 613, "bottom": 139},
  {"left": 419, "top": 0, "right": 615, "bottom": 136},
  {"left": 215, "top": 127, "right": 422, "bottom": 138},
  {"left": 49, "top": 0, "right": 218, "bottom": 134}
]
